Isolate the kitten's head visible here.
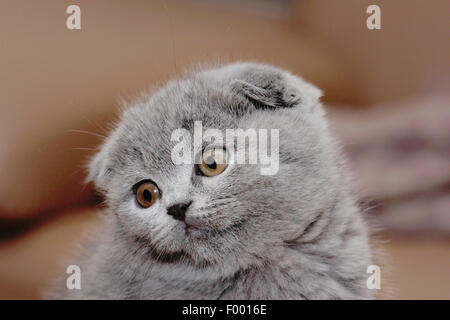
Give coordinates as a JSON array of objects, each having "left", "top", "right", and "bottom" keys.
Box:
[{"left": 88, "top": 63, "right": 342, "bottom": 268}]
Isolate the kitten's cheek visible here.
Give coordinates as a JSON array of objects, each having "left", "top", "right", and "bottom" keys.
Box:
[{"left": 127, "top": 200, "right": 167, "bottom": 225}]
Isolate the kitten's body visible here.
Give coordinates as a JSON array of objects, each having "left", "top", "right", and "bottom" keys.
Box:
[{"left": 50, "top": 63, "right": 372, "bottom": 299}]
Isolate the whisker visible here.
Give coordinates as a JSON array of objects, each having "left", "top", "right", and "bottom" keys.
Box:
[
  {"left": 67, "top": 129, "right": 106, "bottom": 139},
  {"left": 69, "top": 147, "right": 97, "bottom": 151}
]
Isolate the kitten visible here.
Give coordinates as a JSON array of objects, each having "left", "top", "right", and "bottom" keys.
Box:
[{"left": 50, "top": 62, "right": 373, "bottom": 299}]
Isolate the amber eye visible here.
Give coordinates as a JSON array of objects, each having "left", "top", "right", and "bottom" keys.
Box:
[
  {"left": 198, "top": 148, "right": 228, "bottom": 177},
  {"left": 134, "top": 181, "right": 160, "bottom": 208}
]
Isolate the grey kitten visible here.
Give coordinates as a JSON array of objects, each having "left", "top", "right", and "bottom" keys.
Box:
[{"left": 50, "top": 62, "right": 372, "bottom": 299}]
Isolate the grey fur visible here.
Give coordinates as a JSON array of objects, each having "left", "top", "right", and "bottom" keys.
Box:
[{"left": 49, "top": 62, "right": 372, "bottom": 299}]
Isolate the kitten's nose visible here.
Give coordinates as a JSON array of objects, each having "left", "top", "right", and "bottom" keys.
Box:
[{"left": 167, "top": 201, "right": 192, "bottom": 222}]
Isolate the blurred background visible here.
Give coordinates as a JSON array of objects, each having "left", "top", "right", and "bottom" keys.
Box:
[{"left": 0, "top": 0, "right": 449, "bottom": 299}]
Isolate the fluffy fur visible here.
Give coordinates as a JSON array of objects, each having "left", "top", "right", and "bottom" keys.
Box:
[{"left": 50, "top": 62, "right": 372, "bottom": 299}]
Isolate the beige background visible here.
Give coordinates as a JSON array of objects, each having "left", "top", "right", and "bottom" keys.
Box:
[{"left": 0, "top": 0, "right": 449, "bottom": 299}]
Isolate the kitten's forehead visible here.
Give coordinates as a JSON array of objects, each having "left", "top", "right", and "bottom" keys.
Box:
[
  {"left": 130, "top": 77, "right": 246, "bottom": 128},
  {"left": 113, "top": 77, "right": 247, "bottom": 175}
]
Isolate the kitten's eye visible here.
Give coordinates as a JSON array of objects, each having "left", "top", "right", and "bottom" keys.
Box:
[
  {"left": 198, "top": 148, "right": 228, "bottom": 177},
  {"left": 134, "top": 181, "right": 160, "bottom": 208}
]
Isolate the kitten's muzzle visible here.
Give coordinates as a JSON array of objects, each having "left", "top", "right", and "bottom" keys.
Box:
[{"left": 167, "top": 201, "right": 206, "bottom": 237}]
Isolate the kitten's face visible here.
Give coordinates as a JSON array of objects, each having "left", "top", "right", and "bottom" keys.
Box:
[{"left": 89, "top": 63, "right": 336, "bottom": 267}]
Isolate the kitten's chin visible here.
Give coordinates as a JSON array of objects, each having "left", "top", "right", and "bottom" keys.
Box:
[
  {"left": 150, "top": 240, "right": 215, "bottom": 267},
  {"left": 185, "top": 224, "right": 208, "bottom": 239}
]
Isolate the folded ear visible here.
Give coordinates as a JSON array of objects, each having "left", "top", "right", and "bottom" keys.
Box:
[
  {"left": 85, "top": 128, "right": 119, "bottom": 192},
  {"left": 86, "top": 147, "right": 111, "bottom": 191},
  {"left": 229, "top": 63, "right": 322, "bottom": 111}
]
